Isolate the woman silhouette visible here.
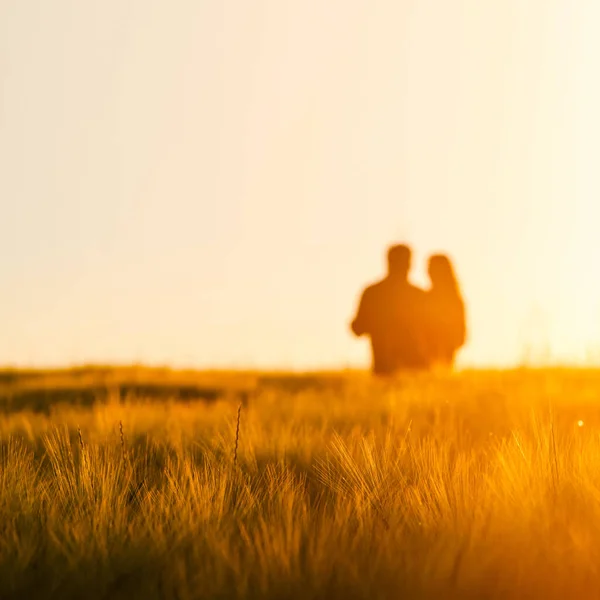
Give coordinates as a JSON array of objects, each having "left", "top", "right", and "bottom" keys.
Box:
[{"left": 424, "top": 254, "right": 467, "bottom": 368}]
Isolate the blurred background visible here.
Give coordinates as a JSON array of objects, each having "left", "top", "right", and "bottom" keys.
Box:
[{"left": 1, "top": 0, "right": 599, "bottom": 369}]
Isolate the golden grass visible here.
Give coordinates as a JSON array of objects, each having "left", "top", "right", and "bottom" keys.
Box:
[{"left": 1, "top": 368, "right": 600, "bottom": 599}]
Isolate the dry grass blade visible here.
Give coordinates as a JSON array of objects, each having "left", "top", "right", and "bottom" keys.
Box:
[{"left": 233, "top": 402, "right": 242, "bottom": 468}]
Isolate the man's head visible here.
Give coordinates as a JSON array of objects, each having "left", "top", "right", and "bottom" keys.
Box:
[{"left": 387, "top": 244, "right": 411, "bottom": 279}]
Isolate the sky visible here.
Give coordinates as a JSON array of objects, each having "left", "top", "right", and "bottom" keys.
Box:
[{"left": 1, "top": 0, "right": 600, "bottom": 370}]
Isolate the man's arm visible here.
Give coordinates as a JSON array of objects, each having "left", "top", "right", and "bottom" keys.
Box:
[{"left": 350, "top": 288, "right": 371, "bottom": 336}]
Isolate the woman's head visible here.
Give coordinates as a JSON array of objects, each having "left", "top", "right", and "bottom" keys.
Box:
[{"left": 428, "top": 254, "right": 459, "bottom": 290}]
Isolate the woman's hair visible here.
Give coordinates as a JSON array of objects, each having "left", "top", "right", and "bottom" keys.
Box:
[{"left": 428, "top": 254, "right": 460, "bottom": 293}]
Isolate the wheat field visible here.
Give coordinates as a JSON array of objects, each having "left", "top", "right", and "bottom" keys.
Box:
[{"left": 1, "top": 368, "right": 600, "bottom": 599}]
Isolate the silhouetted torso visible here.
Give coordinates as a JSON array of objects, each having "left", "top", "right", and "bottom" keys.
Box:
[
  {"left": 423, "top": 288, "right": 466, "bottom": 367},
  {"left": 352, "top": 277, "right": 428, "bottom": 375}
]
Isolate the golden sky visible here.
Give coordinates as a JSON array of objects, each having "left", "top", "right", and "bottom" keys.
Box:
[{"left": 1, "top": 1, "right": 599, "bottom": 368}]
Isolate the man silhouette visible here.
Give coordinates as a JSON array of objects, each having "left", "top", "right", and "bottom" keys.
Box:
[{"left": 350, "top": 244, "right": 428, "bottom": 375}]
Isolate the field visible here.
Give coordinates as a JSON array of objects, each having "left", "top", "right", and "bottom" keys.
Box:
[{"left": 2, "top": 366, "right": 600, "bottom": 599}]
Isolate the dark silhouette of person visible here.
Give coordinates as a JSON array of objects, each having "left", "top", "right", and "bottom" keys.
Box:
[
  {"left": 423, "top": 254, "right": 466, "bottom": 368},
  {"left": 350, "top": 244, "right": 429, "bottom": 376}
]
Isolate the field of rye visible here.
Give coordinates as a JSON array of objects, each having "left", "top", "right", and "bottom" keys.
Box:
[{"left": 1, "top": 367, "right": 600, "bottom": 599}]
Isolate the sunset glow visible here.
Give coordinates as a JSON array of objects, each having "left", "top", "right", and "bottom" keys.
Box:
[{"left": 1, "top": 0, "right": 599, "bottom": 369}]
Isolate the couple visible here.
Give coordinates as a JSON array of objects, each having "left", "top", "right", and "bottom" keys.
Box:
[{"left": 350, "top": 244, "right": 466, "bottom": 376}]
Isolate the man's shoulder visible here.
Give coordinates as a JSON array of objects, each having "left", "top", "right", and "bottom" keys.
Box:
[
  {"left": 406, "top": 284, "right": 428, "bottom": 308},
  {"left": 362, "top": 279, "right": 388, "bottom": 298},
  {"left": 407, "top": 282, "right": 427, "bottom": 296}
]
